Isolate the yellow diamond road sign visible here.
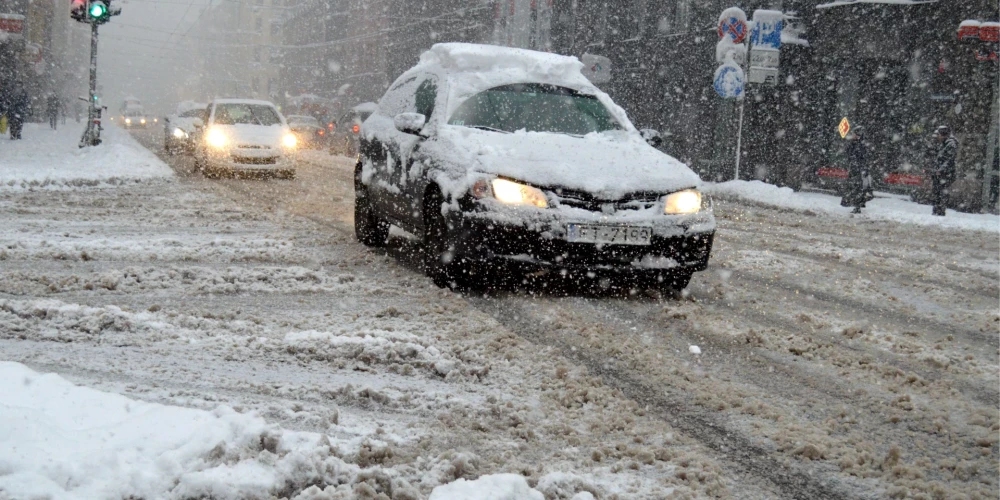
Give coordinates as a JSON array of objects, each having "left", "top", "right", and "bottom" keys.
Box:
[{"left": 838, "top": 117, "right": 851, "bottom": 139}]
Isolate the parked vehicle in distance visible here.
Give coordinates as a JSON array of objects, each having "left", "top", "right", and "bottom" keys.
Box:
[
  {"left": 193, "top": 99, "right": 298, "bottom": 179},
  {"left": 164, "top": 103, "right": 207, "bottom": 154},
  {"left": 330, "top": 102, "right": 377, "bottom": 157},
  {"left": 355, "top": 43, "right": 715, "bottom": 291},
  {"left": 286, "top": 115, "right": 326, "bottom": 149}
]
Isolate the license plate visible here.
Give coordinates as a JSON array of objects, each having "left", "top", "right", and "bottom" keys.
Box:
[{"left": 566, "top": 224, "right": 652, "bottom": 246}]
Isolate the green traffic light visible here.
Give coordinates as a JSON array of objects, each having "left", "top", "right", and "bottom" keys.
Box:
[{"left": 89, "top": 2, "right": 106, "bottom": 18}]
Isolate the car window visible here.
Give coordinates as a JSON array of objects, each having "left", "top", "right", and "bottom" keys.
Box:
[
  {"left": 212, "top": 103, "right": 282, "bottom": 126},
  {"left": 448, "top": 84, "right": 622, "bottom": 136},
  {"left": 180, "top": 110, "right": 203, "bottom": 118},
  {"left": 415, "top": 78, "right": 437, "bottom": 118},
  {"left": 378, "top": 74, "right": 421, "bottom": 117}
]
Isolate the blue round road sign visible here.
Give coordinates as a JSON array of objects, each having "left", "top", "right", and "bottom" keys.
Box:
[{"left": 713, "top": 63, "right": 745, "bottom": 99}]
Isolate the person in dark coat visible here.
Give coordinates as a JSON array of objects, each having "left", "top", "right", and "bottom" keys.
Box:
[
  {"left": 929, "top": 125, "right": 958, "bottom": 216},
  {"left": 7, "top": 84, "right": 30, "bottom": 140},
  {"left": 46, "top": 93, "right": 60, "bottom": 130},
  {"left": 841, "top": 127, "right": 874, "bottom": 214}
]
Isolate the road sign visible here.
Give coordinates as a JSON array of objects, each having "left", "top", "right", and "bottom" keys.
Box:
[
  {"left": 749, "top": 50, "right": 780, "bottom": 68},
  {"left": 750, "top": 10, "right": 783, "bottom": 50},
  {"left": 748, "top": 67, "right": 779, "bottom": 85},
  {"left": 714, "top": 62, "right": 745, "bottom": 99},
  {"left": 839, "top": 117, "right": 851, "bottom": 139},
  {"left": 718, "top": 8, "right": 748, "bottom": 44}
]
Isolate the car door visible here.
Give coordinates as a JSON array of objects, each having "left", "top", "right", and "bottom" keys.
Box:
[
  {"left": 389, "top": 76, "right": 439, "bottom": 226},
  {"left": 364, "top": 74, "right": 426, "bottom": 225}
]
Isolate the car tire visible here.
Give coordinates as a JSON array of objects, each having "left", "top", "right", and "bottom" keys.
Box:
[
  {"left": 652, "top": 272, "right": 692, "bottom": 294},
  {"left": 354, "top": 162, "right": 389, "bottom": 247},
  {"left": 423, "top": 189, "right": 478, "bottom": 290}
]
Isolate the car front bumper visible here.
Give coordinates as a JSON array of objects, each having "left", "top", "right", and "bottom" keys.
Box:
[
  {"left": 205, "top": 150, "right": 296, "bottom": 172},
  {"left": 448, "top": 209, "right": 715, "bottom": 276}
]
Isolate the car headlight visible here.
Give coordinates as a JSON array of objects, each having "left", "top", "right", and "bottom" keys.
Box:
[
  {"left": 125, "top": 118, "right": 132, "bottom": 125},
  {"left": 282, "top": 133, "right": 297, "bottom": 149},
  {"left": 488, "top": 178, "right": 548, "bottom": 208},
  {"left": 172, "top": 128, "right": 188, "bottom": 139},
  {"left": 664, "top": 189, "right": 703, "bottom": 215},
  {"left": 206, "top": 127, "right": 228, "bottom": 149},
  {"left": 140, "top": 118, "right": 146, "bottom": 125}
]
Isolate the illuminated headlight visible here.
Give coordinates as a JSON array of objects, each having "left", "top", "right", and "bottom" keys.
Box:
[
  {"left": 125, "top": 118, "right": 132, "bottom": 125},
  {"left": 206, "top": 127, "right": 228, "bottom": 149},
  {"left": 476, "top": 178, "right": 548, "bottom": 208},
  {"left": 282, "top": 133, "right": 298, "bottom": 149},
  {"left": 172, "top": 128, "right": 188, "bottom": 139},
  {"left": 140, "top": 118, "right": 146, "bottom": 125},
  {"left": 663, "top": 189, "right": 703, "bottom": 215}
]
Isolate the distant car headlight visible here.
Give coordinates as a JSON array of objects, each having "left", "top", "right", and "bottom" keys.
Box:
[
  {"left": 488, "top": 178, "right": 548, "bottom": 208},
  {"left": 125, "top": 118, "right": 132, "bottom": 125},
  {"left": 140, "top": 118, "right": 146, "bottom": 125},
  {"left": 664, "top": 190, "right": 702, "bottom": 215},
  {"left": 172, "top": 128, "right": 188, "bottom": 139},
  {"left": 282, "top": 133, "right": 297, "bottom": 149},
  {"left": 206, "top": 127, "right": 228, "bottom": 149}
]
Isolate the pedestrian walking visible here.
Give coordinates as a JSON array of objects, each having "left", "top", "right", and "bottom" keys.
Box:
[
  {"left": 841, "top": 127, "right": 874, "bottom": 214},
  {"left": 929, "top": 125, "right": 958, "bottom": 216},
  {"left": 7, "top": 84, "right": 31, "bottom": 140},
  {"left": 46, "top": 93, "right": 60, "bottom": 130}
]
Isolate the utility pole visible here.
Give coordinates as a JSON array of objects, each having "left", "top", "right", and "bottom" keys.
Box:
[{"left": 70, "top": 0, "right": 120, "bottom": 148}]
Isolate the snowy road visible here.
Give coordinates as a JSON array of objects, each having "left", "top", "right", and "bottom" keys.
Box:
[{"left": 1, "top": 127, "right": 996, "bottom": 499}]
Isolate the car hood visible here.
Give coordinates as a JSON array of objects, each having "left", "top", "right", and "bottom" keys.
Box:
[
  {"left": 432, "top": 127, "right": 701, "bottom": 199},
  {"left": 170, "top": 117, "right": 200, "bottom": 132},
  {"left": 216, "top": 124, "right": 288, "bottom": 147}
]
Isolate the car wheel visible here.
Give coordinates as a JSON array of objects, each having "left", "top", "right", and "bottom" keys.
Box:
[
  {"left": 423, "top": 189, "right": 479, "bottom": 290},
  {"left": 354, "top": 162, "right": 389, "bottom": 247},
  {"left": 649, "top": 271, "right": 692, "bottom": 295}
]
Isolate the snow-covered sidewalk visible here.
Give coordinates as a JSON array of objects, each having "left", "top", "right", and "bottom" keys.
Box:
[
  {"left": 705, "top": 180, "right": 998, "bottom": 233},
  {"left": 0, "top": 123, "right": 172, "bottom": 190}
]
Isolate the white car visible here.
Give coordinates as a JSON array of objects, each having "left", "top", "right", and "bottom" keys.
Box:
[
  {"left": 193, "top": 99, "right": 298, "bottom": 179},
  {"left": 164, "top": 104, "right": 207, "bottom": 154},
  {"left": 355, "top": 43, "right": 716, "bottom": 291}
]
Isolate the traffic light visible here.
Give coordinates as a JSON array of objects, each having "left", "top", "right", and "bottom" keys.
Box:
[
  {"left": 88, "top": 0, "right": 110, "bottom": 23},
  {"left": 70, "top": 0, "right": 88, "bottom": 21}
]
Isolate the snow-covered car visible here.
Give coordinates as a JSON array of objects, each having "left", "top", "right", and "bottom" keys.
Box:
[
  {"left": 163, "top": 105, "right": 207, "bottom": 154},
  {"left": 193, "top": 99, "right": 298, "bottom": 179},
  {"left": 121, "top": 109, "right": 150, "bottom": 129},
  {"left": 355, "top": 43, "right": 716, "bottom": 291},
  {"left": 286, "top": 115, "right": 326, "bottom": 149},
  {"left": 330, "top": 102, "right": 377, "bottom": 157}
]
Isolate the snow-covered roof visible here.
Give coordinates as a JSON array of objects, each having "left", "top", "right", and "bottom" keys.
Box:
[
  {"left": 417, "top": 43, "right": 586, "bottom": 84},
  {"left": 816, "top": 0, "right": 937, "bottom": 9},
  {"left": 212, "top": 98, "right": 278, "bottom": 107},
  {"left": 352, "top": 102, "right": 378, "bottom": 113}
]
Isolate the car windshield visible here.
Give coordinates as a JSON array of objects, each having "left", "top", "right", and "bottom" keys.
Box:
[
  {"left": 180, "top": 110, "right": 203, "bottom": 118},
  {"left": 213, "top": 103, "right": 281, "bottom": 126},
  {"left": 289, "top": 116, "right": 319, "bottom": 127},
  {"left": 448, "top": 84, "right": 622, "bottom": 135}
]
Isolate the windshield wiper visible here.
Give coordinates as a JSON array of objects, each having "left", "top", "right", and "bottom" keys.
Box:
[{"left": 468, "top": 125, "right": 509, "bottom": 134}]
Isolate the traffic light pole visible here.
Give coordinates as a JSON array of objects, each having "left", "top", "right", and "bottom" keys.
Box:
[{"left": 79, "top": 21, "right": 101, "bottom": 148}]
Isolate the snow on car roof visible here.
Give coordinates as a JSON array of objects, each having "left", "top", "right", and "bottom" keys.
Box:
[
  {"left": 212, "top": 98, "right": 278, "bottom": 107},
  {"left": 408, "top": 43, "right": 635, "bottom": 132},
  {"left": 352, "top": 102, "right": 378, "bottom": 113}
]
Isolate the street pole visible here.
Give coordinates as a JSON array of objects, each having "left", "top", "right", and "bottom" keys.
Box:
[
  {"left": 735, "top": 99, "right": 745, "bottom": 181},
  {"left": 80, "top": 21, "right": 100, "bottom": 147}
]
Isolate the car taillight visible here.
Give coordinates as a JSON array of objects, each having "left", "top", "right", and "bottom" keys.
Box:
[
  {"left": 318, "top": 130, "right": 325, "bottom": 136},
  {"left": 327, "top": 123, "right": 334, "bottom": 130},
  {"left": 352, "top": 124, "right": 360, "bottom": 134}
]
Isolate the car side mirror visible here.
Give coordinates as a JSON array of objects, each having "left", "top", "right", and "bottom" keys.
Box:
[
  {"left": 394, "top": 113, "right": 426, "bottom": 135},
  {"left": 640, "top": 128, "right": 663, "bottom": 148}
]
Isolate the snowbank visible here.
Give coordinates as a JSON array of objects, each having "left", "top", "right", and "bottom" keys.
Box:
[
  {"left": 429, "top": 474, "right": 544, "bottom": 500},
  {"left": 0, "top": 123, "right": 172, "bottom": 190},
  {"left": 705, "top": 180, "right": 998, "bottom": 233}
]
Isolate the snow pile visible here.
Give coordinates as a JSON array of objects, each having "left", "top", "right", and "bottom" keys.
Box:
[
  {"left": 429, "top": 474, "right": 544, "bottom": 499},
  {"left": 705, "top": 180, "right": 998, "bottom": 233},
  {"left": 0, "top": 362, "right": 424, "bottom": 499},
  {"left": 0, "top": 123, "right": 172, "bottom": 190}
]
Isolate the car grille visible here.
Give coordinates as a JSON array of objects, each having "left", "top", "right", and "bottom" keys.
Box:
[
  {"left": 548, "top": 188, "right": 662, "bottom": 212},
  {"left": 237, "top": 144, "right": 271, "bottom": 150},
  {"left": 232, "top": 156, "right": 278, "bottom": 165}
]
